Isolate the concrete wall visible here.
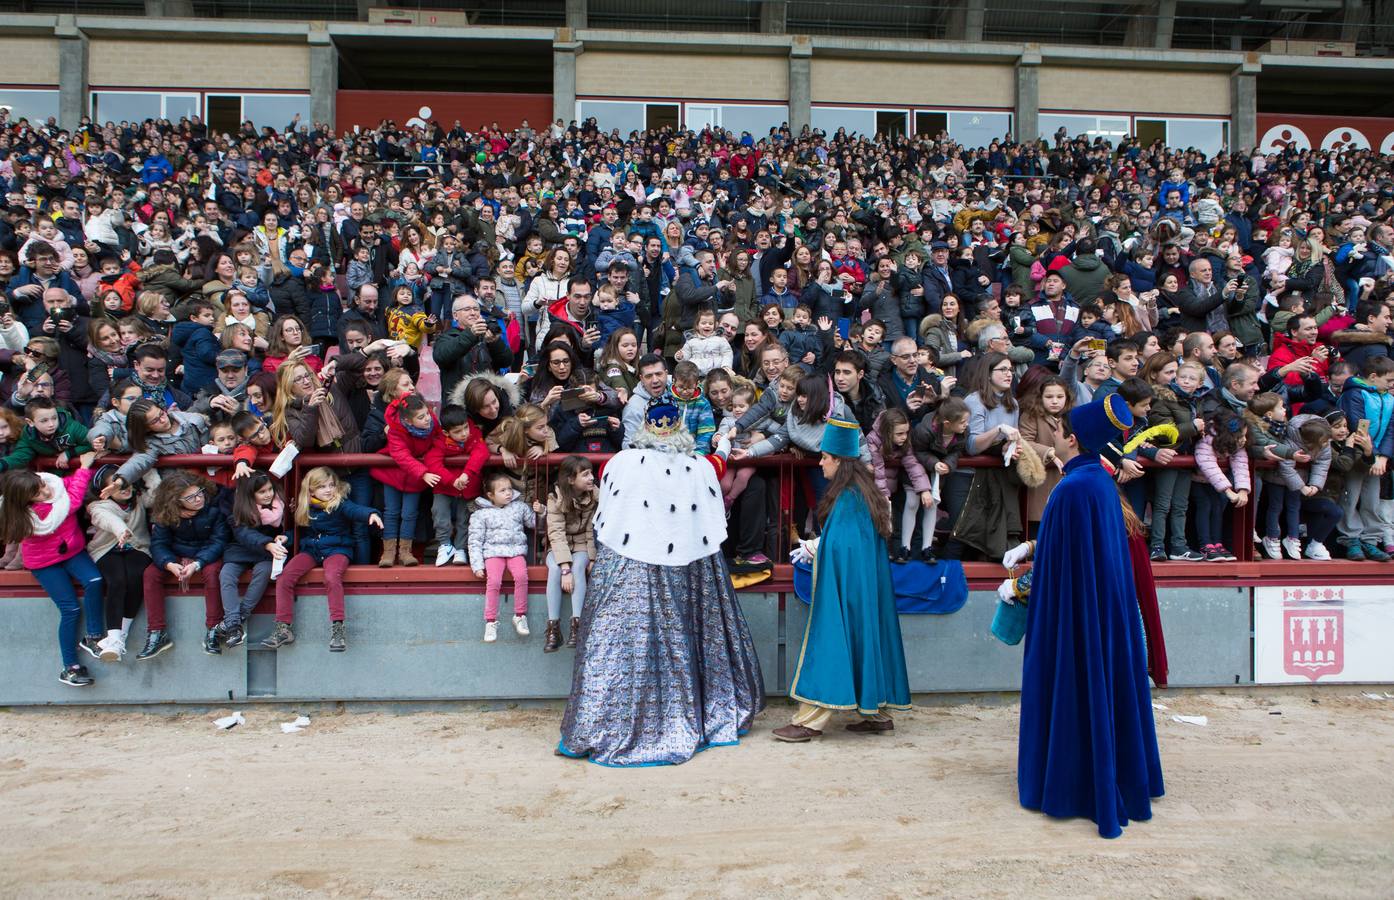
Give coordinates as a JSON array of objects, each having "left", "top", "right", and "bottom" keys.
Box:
[
  {"left": 0, "top": 586, "right": 1252, "bottom": 706},
  {"left": 88, "top": 39, "right": 310, "bottom": 90},
  {"left": 0, "top": 35, "right": 61, "bottom": 85},
  {"left": 1038, "top": 65, "right": 1230, "bottom": 116},
  {"left": 576, "top": 50, "right": 788, "bottom": 101},
  {"left": 810, "top": 59, "right": 1015, "bottom": 108}
]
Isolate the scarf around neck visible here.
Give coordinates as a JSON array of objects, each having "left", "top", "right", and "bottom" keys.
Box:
[{"left": 29, "top": 472, "right": 71, "bottom": 537}]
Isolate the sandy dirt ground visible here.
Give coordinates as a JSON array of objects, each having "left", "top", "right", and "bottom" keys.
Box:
[{"left": 1, "top": 689, "right": 1392, "bottom": 899}]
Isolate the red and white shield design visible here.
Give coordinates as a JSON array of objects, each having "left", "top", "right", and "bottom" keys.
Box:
[{"left": 1283, "top": 601, "right": 1344, "bottom": 681}]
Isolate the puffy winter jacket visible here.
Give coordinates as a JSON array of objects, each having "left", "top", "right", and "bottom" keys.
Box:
[
  {"left": 269, "top": 272, "right": 310, "bottom": 320},
  {"left": 151, "top": 502, "right": 229, "bottom": 569},
  {"left": 371, "top": 398, "right": 443, "bottom": 493},
  {"left": 170, "top": 321, "right": 221, "bottom": 395},
  {"left": 467, "top": 492, "right": 536, "bottom": 569},
  {"left": 301, "top": 498, "right": 378, "bottom": 563}
]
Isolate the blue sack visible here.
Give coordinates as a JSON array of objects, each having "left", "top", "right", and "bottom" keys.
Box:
[
  {"left": 792, "top": 558, "right": 969, "bottom": 615},
  {"left": 991, "top": 599, "right": 1028, "bottom": 645}
]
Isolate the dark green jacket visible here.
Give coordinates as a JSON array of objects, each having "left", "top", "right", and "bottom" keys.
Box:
[{"left": 0, "top": 411, "right": 91, "bottom": 472}]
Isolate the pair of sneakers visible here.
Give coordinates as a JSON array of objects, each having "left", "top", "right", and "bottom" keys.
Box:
[
  {"left": 1260, "top": 536, "right": 1305, "bottom": 560},
  {"left": 483, "top": 616, "right": 530, "bottom": 642},
  {"left": 1201, "top": 544, "right": 1236, "bottom": 561},
  {"left": 1345, "top": 541, "right": 1391, "bottom": 562},
  {"left": 1151, "top": 547, "right": 1205, "bottom": 562},
  {"left": 435, "top": 543, "right": 469, "bottom": 567}
]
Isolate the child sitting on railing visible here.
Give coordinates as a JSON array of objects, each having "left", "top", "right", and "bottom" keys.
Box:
[{"left": 263, "top": 467, "right": 382, "bottom": 654}]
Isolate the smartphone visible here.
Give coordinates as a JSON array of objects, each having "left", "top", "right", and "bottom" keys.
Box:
[
  {"left": 1358, "top": 419, "right": 1370, "bottom": 436},
  {"left": 307, "top": 344, "right": 322, "bottom": 357},
  {"left": 1086, "top": 338, "right": 1107, "bottom": 354}
]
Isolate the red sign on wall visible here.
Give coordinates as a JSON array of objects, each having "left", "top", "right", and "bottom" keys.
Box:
[
  {"left": 336, "top": 90, "right": 554, "bottom": 134},
  {"left": 1256, "top": 113, "right": 1394, "bottom": 155}
]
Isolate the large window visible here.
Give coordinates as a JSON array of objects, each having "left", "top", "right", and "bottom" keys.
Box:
[
  {"left": 577, "top": 100, "right": 648, "bottom": 135},
  {"left": 0, "top": 89, "right": 60, "bottom": 125},
  {"left": 715, "top": 104, "right": 788, "bottom": 139},
  {"left": 948, "top": 111, "right": 1012, "bottom": 150},
  {"left": 1039, "top": 114, "right": 1130, "bottom": 145},
  {"left": 1153, "top": 118, "right": 1228, "bottom": 156},
  {"left": 811, "top": 106, "right": 875, "bottom": 138},
  {"left": 91, "top": 91, "right": 200, "bottom": 126},
  {"left": 240, "top": 94, "right": 312, "bottom": 132}
]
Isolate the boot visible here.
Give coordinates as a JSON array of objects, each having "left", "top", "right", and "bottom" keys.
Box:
[
  {"left": 567, "top": 617, "right": 581, "bottom": 648},
  {"left": 543, "top": 619, "right": 562, "bottom": 653},
  {"left": 398, "top": 539, "right": 419, "bottom": 567},
  {"left": 262, "top": 622, "right": 295, "bottom": 649},
  {"left": 378, "top": 539, "right": 397, "bottom": 568}
]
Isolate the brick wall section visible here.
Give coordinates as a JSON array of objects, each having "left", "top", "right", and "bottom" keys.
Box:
[
  {"left": 1039, "top": 66, "right": 1230, "bottom": 116},
  {"left": 0, "top": 37, "right": 60, "bottom": 85},
  {"left": 812, "top": 59, "right": 1015, "bottom": 108},
  {"left": 89, "top": 39, "right": 310, "bottom": 91},
  {"left": 577, "top": 51, "right": 787, "bottom": 101}
]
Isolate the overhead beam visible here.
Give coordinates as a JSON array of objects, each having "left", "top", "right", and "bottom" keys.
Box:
[
  {"left": 1123, "top": 0, "right": 1177, "bottom": 49},
  {"left": 760, "top": 0, "right": 788, "bottom": 34},
  {"left": 944, "top": 0, "right": 986, "bottom": 42}
]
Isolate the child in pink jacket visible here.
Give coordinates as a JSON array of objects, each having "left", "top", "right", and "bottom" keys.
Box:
[
  {"left": 0, "top": 451, "right": 106, "bottom": 685},
  {"left": 867, "top": 408, "right": 937, "bottom": 563},
  {"left": 1194, "top": 407, "right": 1251, "bottom": 562}
]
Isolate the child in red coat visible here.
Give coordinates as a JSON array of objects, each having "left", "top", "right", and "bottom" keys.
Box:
[
  {"left": 429, "top": 405, "right": 491, "bottom": 566},
  {"left": 371, "top": 393, "right": 441, "bottom": 567}
]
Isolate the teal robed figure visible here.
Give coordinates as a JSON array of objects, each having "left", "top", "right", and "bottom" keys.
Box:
[{"left": 774, "top": 416, "right": 911, "bottom": 742}]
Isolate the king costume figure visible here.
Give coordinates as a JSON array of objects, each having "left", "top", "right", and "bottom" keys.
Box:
[
  {"left": 557, "top": 399, "right": 764, "bottom": 766},
  {"left": 773, "top": 416, "right": 911, "bottom": 743},
  {"left": 1013, "top": 393, "right": 1165, "bottom": 838}
]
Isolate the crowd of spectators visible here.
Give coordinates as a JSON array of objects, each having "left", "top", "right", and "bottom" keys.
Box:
[{"left": 2, "top": 106, "right": 1394, "bottom": 676}]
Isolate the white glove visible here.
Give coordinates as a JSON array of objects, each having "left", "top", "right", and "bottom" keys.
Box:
[
  {"left": 714, "top": 431, "right": 732, "bottom": 460},
  {"left": 997, "top": 577, "right": 1018, "bottom": 605},
  {"left": 1001, "top": 541, "right": 1032, "bottom": 570},
  {"left": 790, "top": 537, "right": 819, "bottom": 565}
]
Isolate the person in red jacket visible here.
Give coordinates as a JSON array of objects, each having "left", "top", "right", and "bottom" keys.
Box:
[
  {"left": 1267, "top": 314, "right": 1331, "bottom": 389},
  {"left": 429, "top": 404, "right": 490, "bottom": 566},
  {"left": 371, "top": 393, "right": 441, "bottom": 567}
]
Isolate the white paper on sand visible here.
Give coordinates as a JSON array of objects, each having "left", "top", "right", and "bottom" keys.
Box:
[
  {"left": 1152, "top": 702, "right": 1169, "bottom": 711},
  {"left": 214, "top": 712, "right": 244, "bottom": 730},
  {"left": 280, "top": 716, "right": 311, "bottom": 734},
  {"left": 1171, "top": 714, "right": 1208, "bottom": 727},
  {"left": 1361, "top": 692, "right": 1389, "bottom": 701}
]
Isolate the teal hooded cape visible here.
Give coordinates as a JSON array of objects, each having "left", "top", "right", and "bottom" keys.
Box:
[{"left": 789, "top": 487, "right": 911, "bottom": 714}]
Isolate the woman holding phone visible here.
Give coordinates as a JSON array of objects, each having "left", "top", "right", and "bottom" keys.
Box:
[{"left": 262, "top": 315, "right": 323, "bottom": 376}]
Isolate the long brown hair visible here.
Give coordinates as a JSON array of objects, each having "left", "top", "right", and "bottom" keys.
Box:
[
  {"left": 150, "top": 471, "right": 214, "bottom": 527},
  {"left": 816, "top": 456, "right": 892, "bottom": 540},
  {"left": 0, "top": 470, "right": 46, "bottom": 544}
]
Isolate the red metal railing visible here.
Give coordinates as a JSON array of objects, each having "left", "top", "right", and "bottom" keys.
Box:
[{"left": 72, "top": 448, "right": 1259, "bottom": 566}]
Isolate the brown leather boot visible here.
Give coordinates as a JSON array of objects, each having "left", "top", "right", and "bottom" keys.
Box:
[
  {"left": 377, "top": 539, "right": 397, "bottom": 568},
  {"left": 398, "top": 539, "right": 419, "bottom": 567},
  {"left": 543, "top": 619, "right": 562, "bottom": 653},
  {"left": 567, "top": 617, "right": 580, "bottom": 648}
]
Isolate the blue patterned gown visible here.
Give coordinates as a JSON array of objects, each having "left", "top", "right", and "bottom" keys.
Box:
[{"left": 558, "top": 447, "right": 765, "bottom": 766}]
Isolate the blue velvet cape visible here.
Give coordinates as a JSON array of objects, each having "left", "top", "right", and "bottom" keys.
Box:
[
  {"left": 1018, "top": 454, "right": 1165, "bottom": 838},
  {"left": 789, "top": 487, "right": 911, "bottom": 715}
]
